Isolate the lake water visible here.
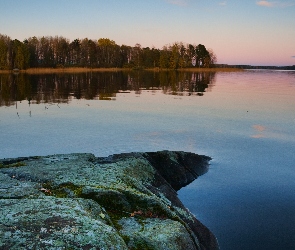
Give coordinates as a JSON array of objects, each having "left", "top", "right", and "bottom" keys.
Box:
[{"left": 1, "top": 70, "right": 295, "bottom": 249}]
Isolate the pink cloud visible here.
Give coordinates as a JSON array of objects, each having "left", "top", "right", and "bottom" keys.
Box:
[
  {"left": 253, "top": 125, "right": 266, "bottom": 132},
  {"left": 256, "top": 1, "right": 274, "bottom": 7},
  {"left": 256, "top": 1, "right": 295, "bottom": 7},
  {"left": 251, "top": 125, "right": 266, "bottom": 139}
]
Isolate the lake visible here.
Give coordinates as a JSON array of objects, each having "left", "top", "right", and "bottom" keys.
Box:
[{"left": 1, "top": 70, "right": 295, "bottom": 249}]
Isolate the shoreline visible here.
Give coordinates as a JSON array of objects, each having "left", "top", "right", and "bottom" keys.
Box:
[{"left": 0, "top": 67, "right": 244, "bottom": 74}]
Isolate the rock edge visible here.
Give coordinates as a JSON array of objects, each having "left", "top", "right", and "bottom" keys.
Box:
[{"left": 0, "top": 151, "right": 219, "bottom": 250}]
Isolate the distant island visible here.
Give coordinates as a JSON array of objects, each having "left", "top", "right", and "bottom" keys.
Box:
[{"left": 215, "top": 64, "right": 295, "bottom": 70}]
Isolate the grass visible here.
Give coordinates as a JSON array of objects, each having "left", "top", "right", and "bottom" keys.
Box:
[
  {"left": 0, "top": 67, "right": 244, "bottom": 74},
  {"left": 177, "top": 67, "right": 244, "bottom": 72},
  {"left": 21, "top": 67, "right": 131, "bottom": 74},
  {"left": 0, "top": 70, "right": 11, "bottom": 74},
  {"left": 144, "top": 67, "right": 244, "bottom": 72}
]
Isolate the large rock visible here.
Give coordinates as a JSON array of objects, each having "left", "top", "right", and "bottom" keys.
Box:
[
  {"left": 0, "top": 151, "right": 218, "bottom": 250},
  {"left": 0, "top": 198, "right": 127, "bottom": 249}
]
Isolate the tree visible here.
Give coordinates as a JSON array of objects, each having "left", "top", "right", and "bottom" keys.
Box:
[
  {"left": 150, "top": 47, "right": 160, "bottom": 68},
  {"left": 178, "top": 43, "right": 186, "bottom": 68},
  {"left": 186, "top": 44, "right": 196, "bottom": 67},
  {"left": 119, "top": 45, "right": 132, "bottom": 67},
  {"left": 131, "top": 43, "right": 143, "bottom": 69},
  {"left": 26, "top": 36, "right": 39, "bottom": 68},
  {"left": 208, "top": 48, "right": 217, "bottom": 67},
  {"left": 141, "top": 47, "right": 160, "bottom": 68},
  {"left": 79, "top": 38, "right": 99, "bottom": 67},
  {"left": 159, "top": 46, "right": 170, "bottom": 69},
  {"left": 38, "top": 36, "right": 54, "bottom": 67},
  {"left": 12, "top": 39, "right": 30, "bottom": 69},
  {"left": 196, "top": 44, "right": 209, "bottom": 67},
  {"left": 0, "top": 34, "right": 10, "bottom": 69},
  {"left": 169, "top": 43, "right": 180, "bottom": 69},
  {"left": 48, "top": 36, "right": 70, "bottom": 67},
  {"left": 97, "top": 38, "right": 118, "bottom": 67},
  {"left": 69, "top": 39, "right": 81, "bottom": 66}
]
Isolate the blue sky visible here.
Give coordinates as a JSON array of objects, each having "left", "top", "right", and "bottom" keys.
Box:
[{"left": 1, "top": 0, "right": 294, "bottom": 66}]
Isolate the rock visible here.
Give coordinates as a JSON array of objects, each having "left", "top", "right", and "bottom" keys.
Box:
[
  {"left": 118, "top": 217, "right": 198, "bottom": 250},
  {"left": 0, "top": 198, "right": 128, "bottom": 250},
  {"left": 0, "top": 151, "right": 219, "bottom": 250}
]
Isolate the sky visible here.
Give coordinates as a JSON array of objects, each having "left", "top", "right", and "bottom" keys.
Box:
[{"left": 0, "top": 0, "right": 294, "bottom": 66}]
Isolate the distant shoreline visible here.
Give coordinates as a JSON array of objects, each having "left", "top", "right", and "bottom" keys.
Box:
[
  {"left": 0, "top": 67, "right": 244, "bottom": 74},
  {"left": 1, "top": 65, "right": 294, "bottom": 75}
]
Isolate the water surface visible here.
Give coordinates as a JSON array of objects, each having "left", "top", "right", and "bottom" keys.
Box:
[{"left": 1, "top": 70, "right": 294, "bottom": 249}]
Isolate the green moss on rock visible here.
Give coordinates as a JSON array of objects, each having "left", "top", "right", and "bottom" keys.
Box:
[
  {"left": 0, "top": 161, "right": 26, "bottom": 168},
  {"left": 0, "top": 151, "right": 218, "bottom": 250}
]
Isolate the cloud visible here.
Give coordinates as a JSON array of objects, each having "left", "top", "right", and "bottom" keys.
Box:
[
  {"left": 165, "top": 0, "right": 190, "bottom": 6},
  {"left": 256, "top": 1, "right": 274, "bottom": 7},
  {"left": 219, "top": 1, "right": 227, "bottom": 6},
  {"left": 251, "top": 124, "right": 266, "bottom": 139},
  {"left": 292, "top": 56, "right": 295, "bottom": 58},
  {"left": 256, "top": 1, "right": 295, "bottom": 7},
  {"left": 253, "top": 125, "right": 266, "bottom": 132}
]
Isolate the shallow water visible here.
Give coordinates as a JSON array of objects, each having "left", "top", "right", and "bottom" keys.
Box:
[{"left": 1, "top": 70, "right": 295, "bottom": 249}]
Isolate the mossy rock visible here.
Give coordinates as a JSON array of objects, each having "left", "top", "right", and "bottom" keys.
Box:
[
  {"left": 0, "top": 151, "right": 218, "bottom": 250},
  {"left": 118, "top": 217, "right": 200, "bottom": 250},
  {"left": 0, "top": 198, "right": 128, "bottom": 250}
]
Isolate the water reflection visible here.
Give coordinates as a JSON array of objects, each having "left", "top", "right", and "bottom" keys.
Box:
[{"left": 0, "top": 71, "right": 216, "bottom": 107}]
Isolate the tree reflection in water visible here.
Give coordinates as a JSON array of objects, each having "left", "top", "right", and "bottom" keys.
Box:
[{"left": 0, "top": 71, "right": 216, "bottom": 107}]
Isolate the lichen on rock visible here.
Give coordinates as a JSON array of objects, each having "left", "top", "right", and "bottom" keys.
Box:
[
  {"left": 0, "top": 198, "right": 127, "bottom": 249},
  {"left": 118, "top": 217, "right": 199, "bottom": 250},
  {"left": 0, "top": 151, "right": 219, "bottom": 250}
]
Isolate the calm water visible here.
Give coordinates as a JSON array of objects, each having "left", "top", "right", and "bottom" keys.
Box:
[{"left": 1, "top": 70, "right": 295, "bottom": 249}]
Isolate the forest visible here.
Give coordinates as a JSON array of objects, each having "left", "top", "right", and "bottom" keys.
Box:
[{"left": 0, "top": 34, "right": 216, "bottom": 70}]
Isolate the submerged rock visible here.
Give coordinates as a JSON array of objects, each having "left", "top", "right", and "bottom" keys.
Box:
[{"left": 0, "top": 151, "right": 218, "bottom": 250}]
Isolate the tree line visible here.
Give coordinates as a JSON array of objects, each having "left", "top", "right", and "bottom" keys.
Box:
[{"left": 0, "top": 34, "right": 217, "bottom": 70}]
